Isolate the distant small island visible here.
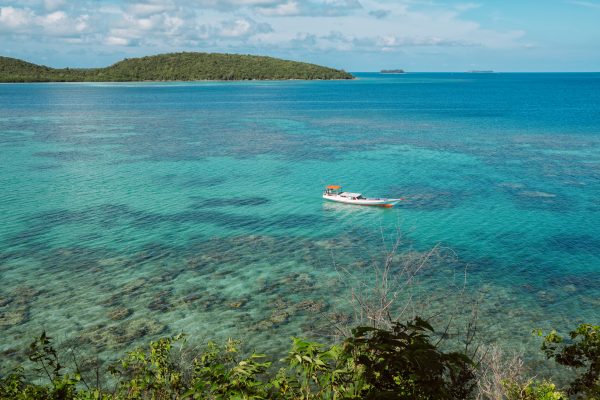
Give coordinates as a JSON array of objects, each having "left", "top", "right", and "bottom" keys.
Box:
[
  {"left": 468, "top": 70, "right": 494, "bottom": 73},
  {"left": 0, "top": 52, "right": 354, "bottom": 82},
  {"left": 380, "top": 69, "right": 405, "bottom": 74}
]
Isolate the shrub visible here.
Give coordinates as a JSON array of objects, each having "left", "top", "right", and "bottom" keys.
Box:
[
  {"left": 542, "top": 323, "right": 600, "bottom": 398},
  {"left": 108, "top": 334, "right": 187, "bottom": 398},
  {"left": 1, "top": 332, "right": 83, "bottom": 400},
  {"left": 186, "top": 338, "right": 271, "bottom": 399},
  {"left": 344, "top": 317, "right": 476, "bottom": 399},
  {"left": 503, "top": 379, "right": 566, "bottom": 400}
]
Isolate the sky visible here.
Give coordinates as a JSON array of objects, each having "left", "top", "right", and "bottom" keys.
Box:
[{"left": 0, "top": 0, "right": 599, "bottom": 71}]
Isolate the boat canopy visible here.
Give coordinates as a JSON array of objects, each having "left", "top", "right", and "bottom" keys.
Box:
[
  {"left": 340, "top": 192, "right": 362, "bottom": 198},
  {"left": 326, "top": 185, "right": 342, "bottom": 189}
]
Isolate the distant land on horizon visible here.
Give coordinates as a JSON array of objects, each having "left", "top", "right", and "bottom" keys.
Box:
[
  {"left": 0, "top": 52, "right": 354, "bottom": 82},
  {"left": 380, "top": 69, "right": 405, "bottom": 74}
]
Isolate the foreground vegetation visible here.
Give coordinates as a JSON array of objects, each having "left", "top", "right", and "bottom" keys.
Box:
[
  {"left": 0, "top": 53, "right": 354, "bottom": 82},
  {"left": 1, "top": 319, "right": 599, "bottom": 399}
]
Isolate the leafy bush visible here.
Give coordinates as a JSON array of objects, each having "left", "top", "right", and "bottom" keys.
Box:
[
  {"left": 542, "top": 323, "right": 600, "bottom": 398},
  {"left": 108, "top": 334, "right": 186, "bottom": 398},
  {"left": 503, "top": 379, "right": 566, "bottom": 400},
  {"left": 345, "top": 317, "right": 476, "bottom": 399},
  {"left": 186, "top": 338, "right": 271, "bottom": 399},
  {"left": 0, "top": 332, "right": 88, "bottom": 399}
]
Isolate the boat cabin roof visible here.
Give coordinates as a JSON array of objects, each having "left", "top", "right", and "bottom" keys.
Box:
[
  {"left": 326, "top": 185, "right": 342, "bottom": 190},
  {"left": 340, "top": 192, "right": 362, "bottom": 197}
]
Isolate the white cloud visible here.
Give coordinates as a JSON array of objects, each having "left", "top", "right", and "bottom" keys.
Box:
[
  {"left": 103, "top": 8, "right": 273, "bottom": 47},
  {"left": 0, "top": 7, "right": 34, "bottom": 30},
  {"left": 259, "top": 2, "right": 526, "bottom": 52},
  {"left": 0, "top": 0, "right": 533, "bottom": 69},
  {"left": 43, "top": 0, "right": 65, "bottom": 11},
  {"left": 257, "top": 1, "right": 301, "bottom": 16},
  {"left": 189, "top": 0, "right": 283, "bottom": 11},
  {"left": 38, "top": 11, "right": 89, "bottom": 36},
  {"left": 104, "top": 35, "right": 132, "bottom": 46},
  {"left": 128, "top": 2, "right": 177, "bottom": 17},
  {"left": 196, "top": 0, "right": 363, "bottom": 16},
  {"left": 302, "top": 0, "right": 362, "bottom": 16},
  {"left": 454, "top": 3, "right": 480, "bottom": 12},
  {"left": 218, "top": 18, "right": 273, "bottom": 37},
  {"left": 0, "top": 6, "right": 90, "bottom": 37},
  {"left": 286, "top": 29, "right": 483, "bottom": 53}
]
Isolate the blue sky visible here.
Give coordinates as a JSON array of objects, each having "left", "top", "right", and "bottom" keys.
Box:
[{"left": 0, "top": 0, "right": 599, "bottom": 71}]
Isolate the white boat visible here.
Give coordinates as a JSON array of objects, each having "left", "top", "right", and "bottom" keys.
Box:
[{"left": 322, "top": 185, "right": 402, "bottom": 208}]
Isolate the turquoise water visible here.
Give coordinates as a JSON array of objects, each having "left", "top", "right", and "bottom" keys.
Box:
[{"left": 1, "top": 73, "right": 600, "bottom": 372}]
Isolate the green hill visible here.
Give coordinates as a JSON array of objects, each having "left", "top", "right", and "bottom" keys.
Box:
[
  {"left": 0, "top": 57, "right": 57, "bottom": 82},
  {"left": 0, "top": 52, "right": 354, "bottom": 82}
]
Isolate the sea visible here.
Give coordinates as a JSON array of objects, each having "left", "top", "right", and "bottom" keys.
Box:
[{"left": 1, "top": 73, "right": 599, "bottom": 376}]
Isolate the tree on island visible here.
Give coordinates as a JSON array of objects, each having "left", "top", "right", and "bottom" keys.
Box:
[{"left": 0, "top": 53, "right": 354, "bottom": 82}]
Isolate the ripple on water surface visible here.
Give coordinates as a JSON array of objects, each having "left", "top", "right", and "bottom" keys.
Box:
[{"left": 1, "top": 74, "right": 600, "bottom": 376}]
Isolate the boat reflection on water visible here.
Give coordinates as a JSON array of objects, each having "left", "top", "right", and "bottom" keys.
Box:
[{"left": 321, "top": 201, "right": 396, "bottom": 214}]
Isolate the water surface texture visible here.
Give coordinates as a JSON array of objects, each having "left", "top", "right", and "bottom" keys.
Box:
[{"left": 1, "top": 73, "right": 599, "bottom": 370}]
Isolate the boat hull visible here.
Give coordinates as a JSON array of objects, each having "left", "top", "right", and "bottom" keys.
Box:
[{"left": 322, "top": 194, "right": 400, "bottom": 208}]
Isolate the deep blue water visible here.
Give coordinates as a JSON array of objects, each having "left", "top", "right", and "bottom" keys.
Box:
[{"left": 1, "top": 73, "right": 599, "bottom": 370}]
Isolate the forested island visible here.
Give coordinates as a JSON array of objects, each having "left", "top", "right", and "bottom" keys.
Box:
[{"left": 0, "top": 52, "right": 354, "bottom": 82}]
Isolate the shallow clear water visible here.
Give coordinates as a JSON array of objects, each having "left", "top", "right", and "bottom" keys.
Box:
[{"left": 1, "top": 73, "right": 599, "bottom": 373}]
